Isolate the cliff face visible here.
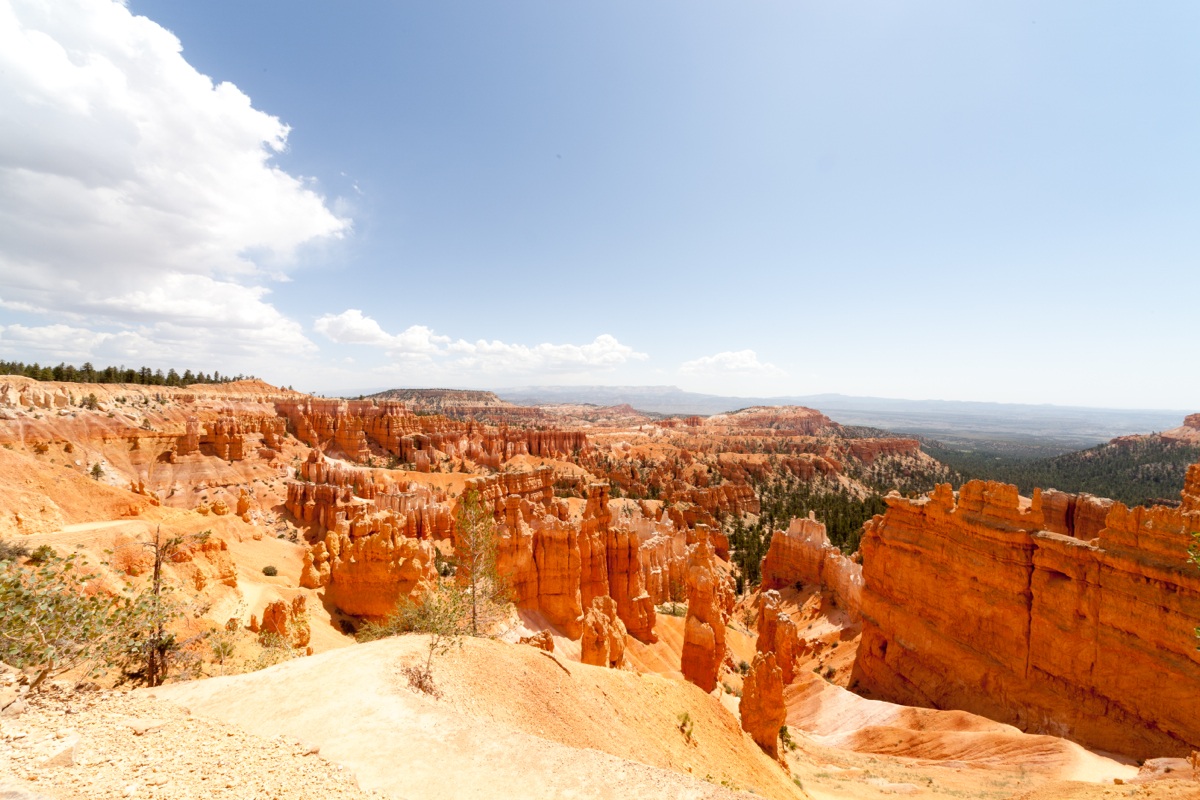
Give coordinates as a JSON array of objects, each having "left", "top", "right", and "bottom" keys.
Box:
[
  {"left": 1040, "top": 489, "right": 1114, "bottom": 542},
  {"left": 275, "top": 399, "right": 587, "bottom": 469},
  {"left": 760, "top": 516, "right": 862, "bottom": 620},
  {"left": 852, "top": 474, "right": 1200, "bottom": 759},
  {"left": 289, "top": 452, "right": 447, "bottom": 616},
  {"left": 479, "top": 475, "right": 661, "bottom": 642},
  {"left": 580, "top": 595, "right": 627, "bottom": 668},
  {"left": 1183, "top": 463, "right": 1200, "bottom": 513}
]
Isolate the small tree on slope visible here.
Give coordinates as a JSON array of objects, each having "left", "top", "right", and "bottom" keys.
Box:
[{"left": 453, "top": 489, "right": 510, "bottom": 636}]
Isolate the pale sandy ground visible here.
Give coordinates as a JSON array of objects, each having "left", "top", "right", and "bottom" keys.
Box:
[
  {"left": 0, "top": 685, "right": 374, "bottom": 800},
  {"left": 155, "top": 636, "right": 799, "bottom": 800}
]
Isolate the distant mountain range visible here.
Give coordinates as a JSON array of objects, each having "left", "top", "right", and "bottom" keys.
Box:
[{"left": 492, "top": 385, "right": 1192, "bottom": 448}]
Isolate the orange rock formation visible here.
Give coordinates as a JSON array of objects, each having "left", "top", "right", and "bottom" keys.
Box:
[
  {"left": 740, "top": 651, "right": 786, "bottom": 758},
  {"left": 760, "top": 516, "right": 862, "bottom": 620},
  {"left": 469, "top": 472, "right": 666, "bottom": 642},
  {"left": 259, "top": 595, "right": 312, "bottom": 650},
  {"left": 853, "top": 473, "right": 1200, "bottom": 759},
  {"left": 681, "top": 539, "right": 734, "bottom": 692},
  {"left": 580, "top": 595, "right": 627, "bottom": 668},
  {"left": 290, "top": 453, "right": 445, "bottom": 616},
  {"left": 756, "top": 590, "right": 800, "bottom": 685}
]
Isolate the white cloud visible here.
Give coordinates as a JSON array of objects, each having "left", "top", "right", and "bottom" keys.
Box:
[
  {"left": 314, "top": 309, "right": 646, "bottom": 375},
  {"left": 0, "top": 0, "right": 347, "bottom": 363},
  {"left": 314, "top": 310, "right": 448, "bottom": 356},
  {"left": 679, "top": 349, "right": 785, "bottom": 376},
  {"left": 449, "top": 333, "right": 646, "bottom": 374}
]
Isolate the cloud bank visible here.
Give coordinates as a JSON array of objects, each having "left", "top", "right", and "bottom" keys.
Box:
[
  {"left": 0, "top": 0, "right": 348, "bottom": 366},
  {"left": 315, "top": 309, "right": 646, "bottom": 376},
  {"left": 679, "top": 349, "right": 785, "bottom": 376}
]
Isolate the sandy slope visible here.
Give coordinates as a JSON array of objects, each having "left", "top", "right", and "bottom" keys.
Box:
[
  {"left": 154, "top": 636, "right": 803, "bottom": 800},
  {"left": 786, "top": 673, "right": 1137, "bottom": 782}
]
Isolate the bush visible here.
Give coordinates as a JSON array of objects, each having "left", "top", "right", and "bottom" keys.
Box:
[
  {"left": 0, "top": 539, "right": 30, "bottom": 562},
  {"left": 261, "top": 565, "right": 278, "bottom": 576},
  {"left": 779, "top": 725, "right": 798, "bottom": 752},
  {"left": 656, "top": 601, "right": 687, "bottom": 618},
  {"left": 357, "top": 581, "right": 474, "bottom": 695},
  {"left": 677, "top": 711, "right": 695, "bottom": 743},
  {"left": 27, "top": 544, "right": 56, "bottom": 565},
  {"left": 0, "top": 554, "right": 160, "bottom": 690}
]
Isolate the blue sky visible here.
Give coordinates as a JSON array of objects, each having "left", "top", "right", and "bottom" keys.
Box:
[{"left": 1, "top": 1, "right": 1197, "bottom": 408}]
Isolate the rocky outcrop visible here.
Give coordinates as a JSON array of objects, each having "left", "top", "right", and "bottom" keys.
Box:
[
  {"left": 846, "top": 438, "right": 921, "bottom": 464},
  {"left": 639, "top": 530, "right": 689, "bottom": 605},
  {"left": 276, "top": 398, "right": 588, "bottom": 468},
  {"left": 1183, "top": 463, "right": 1200, "bottom": 513},
  {"left": 705, "top": 406, "right": 835, "bottom": 436},
  {"left": 760, "top": 516, "right": 862, "bottom": 619},
  {"left": 259, "top": 595, "right": 311, "bottom": 650},
  {"left": 665, "top": 483, "right": 760, "bottom": 521},
  {"left": 481, "top": 476, "right": 660, "bottom": 643},
  {"left": 289, "top": 453, "right": 447, "bottom": 616},
  {"left": 518, "top": 630, "right": 554, "bottom": 652},
  {"left": 580, "top": 595, "right": 627, "bottom": 668},
  {"left": 604, "top": 527, "right": 657, "bottom": 642},
  {"left": 173, "top": 413, "right": 286, "bottom": 462},
  {"left": 740, "top": 652, "right": 786, "bottom": 758},
  {"left": 756, "top": 590, "right": 800, "bottom": 685},
  {"left": 853, "top": 474, "right": 1200, "bottom": 759},
  {"left": 169, "top": 534, "right": 238, "bottom": 591},
  {"left": 681, "top": 539, "right": 733, "bottom": 692},
  {"left": 1040, "top": 489, "right": 1113, "bottom": 541}
]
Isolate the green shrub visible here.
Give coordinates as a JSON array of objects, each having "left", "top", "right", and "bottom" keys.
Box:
[
  {"left": 677, "top": 711, "right": 694, "bottom": 743},
  {"left": 0, "top": 554, "right": 165, "bottom": 690},
  {"left": 261, "top": 565, "right": 278, "bottom": 577},
  {"left": 27, "top": 544, "right": 56, "bottom": 565},
  {"left": 0, "top": 539, "right": 30, "bottom": 562}
]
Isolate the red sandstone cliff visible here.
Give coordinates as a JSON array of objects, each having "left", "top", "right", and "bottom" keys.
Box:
[
  {"left": 760, "top": 516, "right": 862, "bottom": 620},
  {"left": 852, "top": 473, "right": 1200, "bottom": 759},
  {"left": 290, "top": 452, "right": 446, "bottom": 616},
  {"left": 477, "top": 475, "right": 661, "bottom": 642}
]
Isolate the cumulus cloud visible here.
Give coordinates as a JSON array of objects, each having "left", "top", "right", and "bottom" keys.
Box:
[
  {"left": 314, "top": 310, "right": 448, "bottom": 356},
  {"left": 449, "top": 333, "right": 644, "bottom": 373},
  {"left": 0, "top": 0, "right": 347, "bottom": 363},
  {"left": 679, "top": 349, "right": 785, "bottom": 376},
  {"left": 314, "top": 309, "right": 646, "bottom": 375}
]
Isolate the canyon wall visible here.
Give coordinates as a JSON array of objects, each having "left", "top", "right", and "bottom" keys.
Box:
[
  {"left": 295, "top": 458, "right": 686, "bottom": 646},
  {"left": 289, "top": 453, "right": 446, "bottom": 617},
  {"left": 760, "top": 516, "right": 863, "bottom": 619},
  {"left": 852, "top": 472, "right": 1200, "bottom": 759},
  {"left": 276, "top": 398, "right": 587, "bottom": 468},
  {"left": 469, "top": 472, "right": 663, "bottom": 642}
]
